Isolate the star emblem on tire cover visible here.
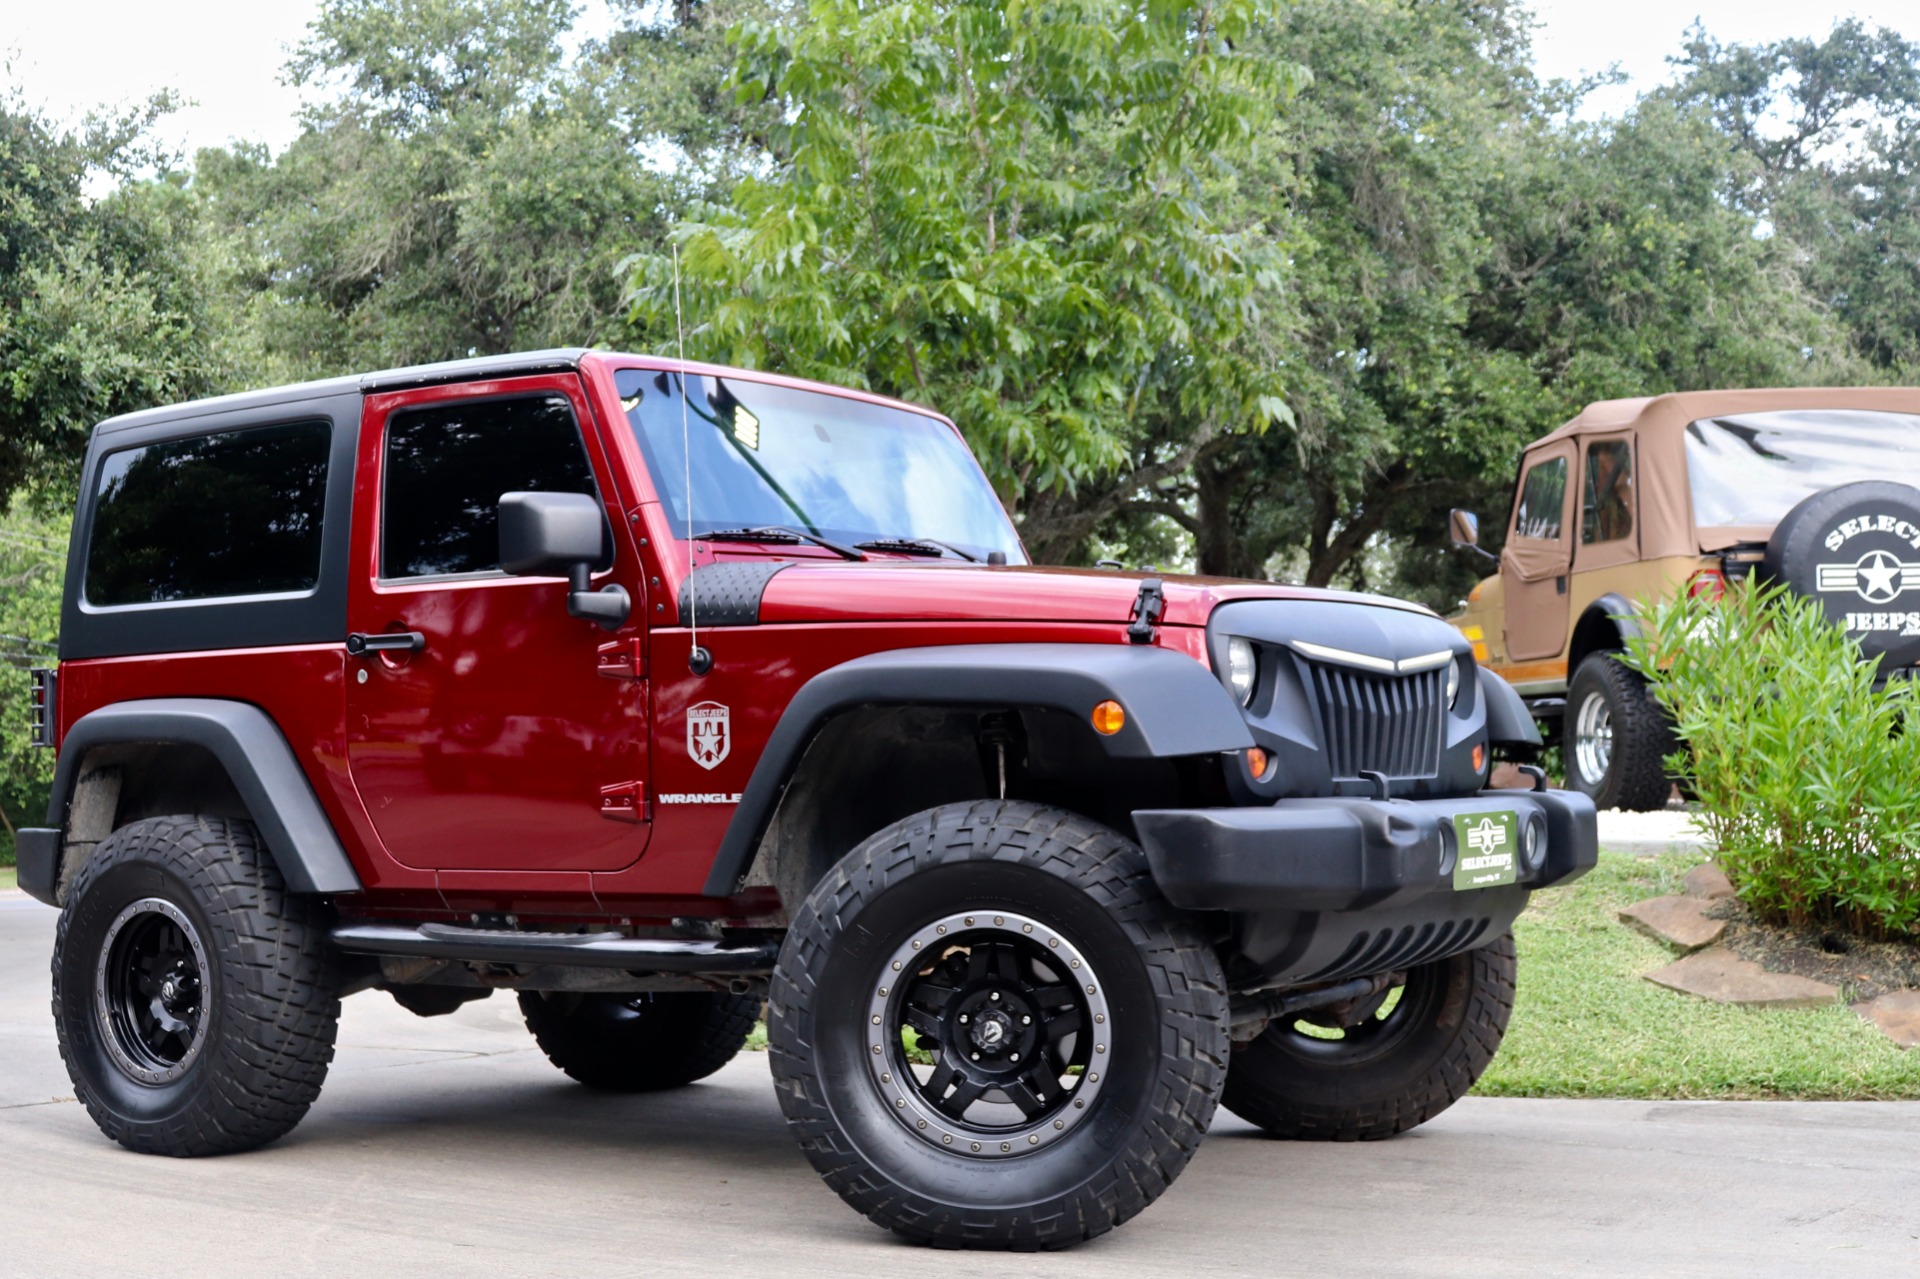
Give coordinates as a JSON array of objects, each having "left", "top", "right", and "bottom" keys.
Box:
[{"left": 1816, "top": 548, "right": 1919, "bottom": 605}]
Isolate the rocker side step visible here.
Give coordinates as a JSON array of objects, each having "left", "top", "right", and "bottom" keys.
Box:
[{"left": 331, "top": 922, "right": 780, "bottom": 972}]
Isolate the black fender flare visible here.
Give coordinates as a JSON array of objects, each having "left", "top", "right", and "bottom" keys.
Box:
[
  {"left": 45, "top": 698, "right": 363, "bottom": 895},
  {"left": 702, "top": 643, "right": 1255, "bottom": 896},
  {"left": 1477, "top": 667, "right": 1542, "bottom": 747},
  {"left": 1569, "top": 593, "right": 1645, "bottom": 671}
]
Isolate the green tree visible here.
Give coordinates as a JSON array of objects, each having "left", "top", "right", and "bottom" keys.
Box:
[
  {"left": 1672, "top": 20, "right": 1920, "bottom": 378},
  {"left": 626, "top": 0, "right": 1301, "bottom": 560},
  {"left": 0, "top": 91, "right": 238, "bottom": 507},
  {"left": 198, "top": 0, "right": 775, "bottom": 377},
  {"left": 1125, "top": 1, "right": 1849, "bottom": 607},
  {"left": 0, "top": 501, "right": 64, "bottom": 862}
]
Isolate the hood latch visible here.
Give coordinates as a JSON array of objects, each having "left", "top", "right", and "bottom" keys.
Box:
[{"left": 1127, "top": 577, "right": 1166, "bottom": 644}]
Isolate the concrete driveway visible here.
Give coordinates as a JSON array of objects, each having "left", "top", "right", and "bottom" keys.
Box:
[{"left": 4, "top": 895, "right": 1916, "bottom": 1278}]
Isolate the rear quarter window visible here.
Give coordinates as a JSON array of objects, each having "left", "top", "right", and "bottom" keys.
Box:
[{"left": 84, "top": 420, "right": 332, "bottom": 607}]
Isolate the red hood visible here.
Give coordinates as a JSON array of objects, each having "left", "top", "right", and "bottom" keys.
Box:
[{"left": 739, "top": 558, "right": 1434, "bottom": 628}]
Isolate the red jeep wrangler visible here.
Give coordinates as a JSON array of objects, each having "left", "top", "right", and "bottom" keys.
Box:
[{"left": 19, "top": 350, "right": 1596, "bottom": 1248}]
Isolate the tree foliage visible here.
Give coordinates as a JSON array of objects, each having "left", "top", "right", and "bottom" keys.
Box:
[
  {"left": 626, "top": 0, "right": 1302, "bottom": 559},
  {"left": 0, "top": 92, "right": 239, "bottom": 506}
]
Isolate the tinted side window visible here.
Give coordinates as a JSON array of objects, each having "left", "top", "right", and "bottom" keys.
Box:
[
  {"left": 85, "top": 420, "right": 331, "bottom": 607},
  {"left": 1582, "top": 439, "right": 1634, "bottom": 544},
  {"left": 1513, "top": 456, "right": 1567, "bottom": 541},
  {"left": 382, "top": 394, "right": 600, "bottom": 579}
]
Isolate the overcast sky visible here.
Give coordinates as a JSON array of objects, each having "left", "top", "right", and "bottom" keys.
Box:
[{"left": 5, "top": 1, "right": 1919, "bottom": 159}]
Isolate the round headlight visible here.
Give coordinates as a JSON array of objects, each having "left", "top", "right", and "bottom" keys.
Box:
[
  {"left": 1447, "top": 655, "right": 1463, "bottom": 708},
  {"left": 1227, "top": 637, "right": 1257, "bottom": 705}
]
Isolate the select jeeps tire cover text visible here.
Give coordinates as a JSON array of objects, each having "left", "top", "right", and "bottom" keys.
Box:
[{"left": 1764, "top": 480, "right": 1920, "bottom": 668}]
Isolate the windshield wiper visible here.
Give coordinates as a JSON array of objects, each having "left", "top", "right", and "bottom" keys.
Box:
[
  {"left": 855, "top": 536, "right": 981, "bottom": 563},
  {"left": 698, "top": 525, "right": 867, "bottom": 561}
]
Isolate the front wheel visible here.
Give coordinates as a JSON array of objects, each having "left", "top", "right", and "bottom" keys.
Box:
[
  {"left": 767, "top": 801, "right": 1229, "bottom": 1250},
  {"left": 1222, "top": 934, "right": 1516, "bottom": 1140},
  {"left": 1565, "top": 653, "right": 1674, "bottom": 811}
]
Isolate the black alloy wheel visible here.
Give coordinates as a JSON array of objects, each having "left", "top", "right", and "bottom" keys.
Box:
[
  {"left": 96, "top": 899, "right": 211, "bottom": 1085},
  {"left": 875, "top": 911, "right": 1110, "bottom": 1158}
]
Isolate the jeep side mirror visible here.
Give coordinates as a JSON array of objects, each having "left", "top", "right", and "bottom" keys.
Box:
[
  {"left": 497, "top": 491, "right": 631, "bottom": 631},
  {"left": 1449, "top": 508, "right": 1499, "bottom": 564}
]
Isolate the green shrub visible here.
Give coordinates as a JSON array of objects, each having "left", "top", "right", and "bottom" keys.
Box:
[{"left": 1628, "top": 575, "right": 1920, "bottom": 939}]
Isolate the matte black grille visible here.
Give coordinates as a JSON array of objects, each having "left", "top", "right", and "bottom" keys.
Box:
[{"left": 1304, "top": 660, "right": 1445, "bottom": 780}]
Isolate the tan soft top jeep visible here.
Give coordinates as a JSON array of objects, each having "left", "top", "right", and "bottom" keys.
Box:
[{"left": 1450, "top": 386, "right": 1920, "bottom": 810}]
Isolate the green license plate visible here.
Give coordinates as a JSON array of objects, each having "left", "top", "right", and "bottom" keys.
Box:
[{"left": 1452, "top": 811, "right": 1519, "bottom": 890}]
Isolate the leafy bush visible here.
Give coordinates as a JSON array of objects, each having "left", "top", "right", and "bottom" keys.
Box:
[{"left": 1627, "top": 576, "right": 1920, "bottom": 939}]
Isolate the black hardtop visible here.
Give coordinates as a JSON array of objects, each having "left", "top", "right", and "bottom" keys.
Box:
[{"left": 89, "top": 348, "right": 590, "bottom": 440}]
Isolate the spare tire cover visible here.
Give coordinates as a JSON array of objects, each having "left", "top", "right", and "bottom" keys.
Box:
[{"left": 1764, "top": 481, "right": 1920, "bottom": 669}]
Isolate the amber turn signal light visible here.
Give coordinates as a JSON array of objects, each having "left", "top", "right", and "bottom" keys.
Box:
[
  {"left": 1246, "top": 746, "right": 1269, "bottom": 778},
  {"left": 1472, "top": 744, "right": 1486, "bottom": 773},
  {"left": 1091, "top": 700, "right": 1126, "bottom": 735}
]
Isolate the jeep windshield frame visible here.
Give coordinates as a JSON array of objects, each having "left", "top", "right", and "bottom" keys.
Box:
[
  {"left": 613, "top": 367, "right": 1025, "bottom": 564},
  {"left": 1686, "top": 409, "right": 1920, "bottom": 530}
]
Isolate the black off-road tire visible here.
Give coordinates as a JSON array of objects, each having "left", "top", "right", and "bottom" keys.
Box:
[
  {"left": 1565, "top": 653, "right": 1674, "bottom": 812},
  {"left": 768, "top": 800, "right": 1229, "bottom": 1250},
  {"left": 518, "top": 990, "right": 759, "bottom": 1091},
  {"left": 52, "top": 816, "right": 341, "bottom": 1156},
  {"left": 1222, "top": 933, "right": 1516, "bottom": 1141}
]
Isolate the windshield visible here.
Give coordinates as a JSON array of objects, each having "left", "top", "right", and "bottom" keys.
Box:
[
  {"left": 1686, "top": 410, "right": 1920, "bottom": 527},
  {"left": 616, "top": 368, "right": 1023, "bottom": 562}
]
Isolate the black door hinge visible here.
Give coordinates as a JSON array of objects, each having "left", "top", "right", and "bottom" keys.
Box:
[{"left": 1128, "top": 577, "right": 1166, "bottom": 644}]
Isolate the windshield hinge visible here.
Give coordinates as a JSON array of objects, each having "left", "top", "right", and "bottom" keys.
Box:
[
  {"left": 596, "top": 637, "right": 646, "bottom": 680},
  {"left": 1127, "top": 577, "right": 1165, "bottom": 645}
]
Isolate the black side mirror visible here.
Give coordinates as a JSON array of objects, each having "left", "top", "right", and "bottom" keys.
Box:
[
  {"left": 498, "top": 491, "right": 630, "bottom": 630},
  {"left": 1449, "top": 508, "right": 1499, "bottom": 564}
]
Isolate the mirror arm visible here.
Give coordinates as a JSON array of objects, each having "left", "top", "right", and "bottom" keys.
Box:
[
  {"left": 566, "top": 562, "right": 632, "bottom": 631},
  {"left": 1457, "top": 542, "right": 1500, "bottom": 565}
]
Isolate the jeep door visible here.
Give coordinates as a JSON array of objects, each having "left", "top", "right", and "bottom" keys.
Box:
[
  {"left": 1500, "top": 440, "right": 1577, "bottom": 663},
  {"left": 344, "top": 375, "right": 651, "bottom": 872}
]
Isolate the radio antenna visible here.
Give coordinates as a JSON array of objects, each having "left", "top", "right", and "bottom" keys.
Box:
[{"left": 674, "top": 243, "right": 712, "bottom": 676}]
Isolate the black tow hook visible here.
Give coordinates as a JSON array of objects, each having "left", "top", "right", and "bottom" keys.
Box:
[{"left": 1227, "top": 971, "right": 1404, "bottom": 1041}]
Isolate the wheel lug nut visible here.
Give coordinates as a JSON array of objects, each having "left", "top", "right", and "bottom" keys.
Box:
[
  {"left": 971, "top": 1052, "right": 980, "bottom": 1061},
  {"left": 1021, "top": 1015, "right": 1031, "bottom": 1025},
  {"left": 990, "top": 992, "right": 1000, "bottom": 1001},
  {"left": 1011, "top": 1052, "right": 1019, "bottom": 1062},
  {"left": 959, "top": 1014, "right": 969, "bottom": 1023}
]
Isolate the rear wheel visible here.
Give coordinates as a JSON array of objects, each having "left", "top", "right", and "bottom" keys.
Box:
[
  {"left": 768, "top": 801, "right": 1229, "bottom": 1249},
  {"left": 1222, "top": 934, "right": 1515, "bottom": 1141},
  {"left": 518, "top": 990, "right": 759, "bottom": 1091},
  {"left": 52, "top": 816, "right": 341, "bottom": 1156},
  {"left": 1565, "top": 653, "right": 1674, "bottom": 811}
]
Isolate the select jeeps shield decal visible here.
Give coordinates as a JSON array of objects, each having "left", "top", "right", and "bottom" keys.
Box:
[
  {"left": 1452, "top": 812, "right": 1518, "bottom": 890},
  {"left": 1816, "top": 515, "right": 1920, "bottom": 633},
  {"left": 687, "top": 701, "right": 731, "bottom": 770}
]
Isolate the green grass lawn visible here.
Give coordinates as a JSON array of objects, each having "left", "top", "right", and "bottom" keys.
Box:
[
  {"left": 1479, "top": 850, "right": 1920, "bottom": 1099},
  {"left": 0, "top": 866, "right": 14, "bottom": 893}
]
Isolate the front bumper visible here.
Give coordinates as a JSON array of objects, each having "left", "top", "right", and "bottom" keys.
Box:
[{"left": 1134, "top": 788, "right": 1596, "bottom": 987}]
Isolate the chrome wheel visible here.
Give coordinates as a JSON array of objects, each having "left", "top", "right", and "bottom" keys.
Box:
[
  {"left": 866, "top": 910, "right": 1110, "bottom": 1159},
  {"left": 94, "top": 897, "right": 211, "bottom": 1086},
  {"left": 1573, "top": 688, "right": 1613, "bottom": 787}
]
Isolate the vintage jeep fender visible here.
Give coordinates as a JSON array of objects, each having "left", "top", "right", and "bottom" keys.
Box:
[
  {"left": 21, "top": 698, "right": 364, "bottom": 906},
  {"left": 701, "top": 643, "right": 1256, "bottom": 896}
]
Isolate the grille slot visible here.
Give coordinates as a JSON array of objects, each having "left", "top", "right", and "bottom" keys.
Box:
[
  {"left": 1303, "top": 659, "right": 1445, "bottom": 780},
  {"left": 1295, "top": 917, "right": 1492, "bottom": 984}
]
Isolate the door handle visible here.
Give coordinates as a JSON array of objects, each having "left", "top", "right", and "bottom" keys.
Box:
[{"left": 346, "top": 631, "right": 426, "bottom": 656}]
